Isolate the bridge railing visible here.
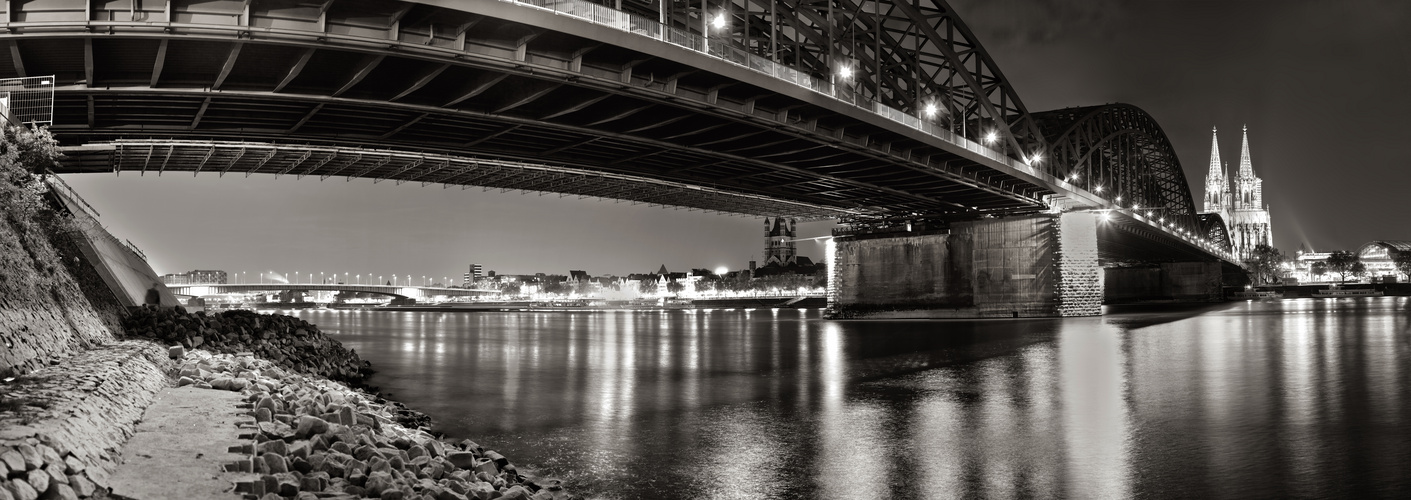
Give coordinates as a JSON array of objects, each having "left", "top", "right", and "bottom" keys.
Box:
[{"left": 510, "top": 0, "right": 1046, "bottom": 180}]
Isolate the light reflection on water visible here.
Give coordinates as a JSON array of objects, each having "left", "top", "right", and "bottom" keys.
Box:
[{"left": 293, "top": 298, "right": 1411, "bottom": 499}]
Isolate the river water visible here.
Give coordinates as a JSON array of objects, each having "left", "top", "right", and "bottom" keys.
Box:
[{"left": 290, "top": 298, "right": 1411, "bottom": 499}]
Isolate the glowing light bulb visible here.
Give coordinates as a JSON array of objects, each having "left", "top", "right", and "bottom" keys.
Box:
[{"left": 711, "top": 12, "right": 726, "bottom": 30}]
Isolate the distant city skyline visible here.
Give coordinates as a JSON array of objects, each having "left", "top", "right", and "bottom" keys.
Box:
[
  {"left": 61, "top": 172, "right": 835, "bottom": 279},
  {"left": 58, "top": 0, "right": 1411, "bottom": 275}
]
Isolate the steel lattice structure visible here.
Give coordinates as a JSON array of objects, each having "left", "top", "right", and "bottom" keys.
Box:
[
  {"left": 697, "top": 0, "right": 1047, "bottom": 159},
  {"left": 1034, "top": 104, "right": 1230, "bottom": 255},
  {"left": 1198, "top": 213, "right": 1233, "bottom": 252}
]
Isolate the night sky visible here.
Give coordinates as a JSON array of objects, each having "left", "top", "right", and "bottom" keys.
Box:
[{"left": 59, "top": 0, "right": 1410, "bottom": 280}]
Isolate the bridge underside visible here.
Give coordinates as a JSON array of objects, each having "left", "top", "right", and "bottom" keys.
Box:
[{"left": 24, "top": 0, "right": 1084, "bottom": 222}]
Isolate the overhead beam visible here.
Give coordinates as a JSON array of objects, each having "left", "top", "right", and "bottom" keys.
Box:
[
  {"left": 288, "top": 103, "right": 324, "bottom": 133},
  {"left": 584, "top": 104, "right": 650, "bottom": 127},
  {"left": 378, "top": 113, "right": 428, "bottom": 140},
  {"left": 389, "top": 63, "right": 449, "bottom": 101},
  {"left": 624, "top": 114, "right": 689, "bottom": 134},
  {"left": 190, "top": 96, "right": 211, "bottom": 129},
  {"left": 492, "top": 83, "right": 561, "bottom": 114},
  {"left": 8, "top": 40, "right": 24, "bottom": 77},
  {"left": 464, "top": 124, "right": 519, "bottom": 147},
  {"left": 211, "top": 42, "right": 244, "bottom": 90},
  {"left": 331, "top": 54, "right": 385, "bottom": 97},
  {"left": 540, "top": 93, "right": 611, "bottom": 121},
  {"left": 444, "top": 73, "right": 507, "bottom": 107},
  {"left": 273, "top": 48, "right": 315, "bottom": 93},
  {"left": 538, "top": 137, "right": 598, "bottom": 156},
  {"left": 84, "top": 38, "right": 94, "bottom": 87},
  {"left": 660, "top": 122, "right": 728, "bottom": 141},
  {"left": 149, "top": 39, "right": 167, "bottom": 87}
]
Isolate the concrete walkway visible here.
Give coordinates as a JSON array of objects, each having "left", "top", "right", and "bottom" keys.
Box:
[{"left": 108, "top": 387, "right": 254, "bottom": 500}]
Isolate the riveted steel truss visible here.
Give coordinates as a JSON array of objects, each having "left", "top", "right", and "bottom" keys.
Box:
[
  {"left": 701, "top": 0, "right": 1046, "bottom": 163},
  {"left": 1034, "top": 104, "right": 1230, "bottom": 254},
  {"left": 1198, "top": 213, "right": 1233, "bottom": 252}
]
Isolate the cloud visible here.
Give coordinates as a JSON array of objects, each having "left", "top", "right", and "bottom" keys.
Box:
[{"left": 948, "top": 0, "right": 1131, "bottom": 47}]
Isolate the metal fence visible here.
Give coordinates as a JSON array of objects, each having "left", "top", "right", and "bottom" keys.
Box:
[{"left": 0, "top": 76, "right": 54, "bottom": 126}]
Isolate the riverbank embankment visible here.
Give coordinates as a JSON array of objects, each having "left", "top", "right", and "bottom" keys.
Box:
[{"left": 1, "top": 124, "right": 571, "bottom": 499}]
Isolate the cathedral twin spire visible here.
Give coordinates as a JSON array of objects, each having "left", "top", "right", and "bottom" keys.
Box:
[
  {"left": 1204, "top": 125, "right": 1272, "bottom": 263},
  {"left": 1203, "top": 126, "right": 1229, "bottom": 214},
  {"left": 1205, "top": 125, "right": 1264, "bottom": 213}
]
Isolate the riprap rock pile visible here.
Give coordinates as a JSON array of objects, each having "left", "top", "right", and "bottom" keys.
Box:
[
  {"left": 123, "top": 307, "right": 372, "bottom": 384},
  {"left": 178, "top": 350, "right": 575, "bottom": 500}
]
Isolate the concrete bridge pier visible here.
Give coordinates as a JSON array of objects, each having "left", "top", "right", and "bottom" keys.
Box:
[{"left": 827, "top": 212, "right": 1103, "bottom": 319}]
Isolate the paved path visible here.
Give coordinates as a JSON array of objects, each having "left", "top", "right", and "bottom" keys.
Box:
[{"left": 108, "top": 387, "right": 254, "bottom": 499}]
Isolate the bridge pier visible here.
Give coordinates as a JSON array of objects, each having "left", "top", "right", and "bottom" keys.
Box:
[{"left": 827, "top": 212, "right": 1102, "bottom": 318}]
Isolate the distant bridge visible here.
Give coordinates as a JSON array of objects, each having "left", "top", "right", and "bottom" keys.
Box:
[{"left": 166, "top": 283, "right": 498, "bottom": 301}]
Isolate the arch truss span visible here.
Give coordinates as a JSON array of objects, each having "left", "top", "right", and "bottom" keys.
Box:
[
  {"left": 707, "top": 0, "right": 1048, "bottom": 162},
  {"left": 1198, "top": 213, "right": 1233, "bottom": 254},
  {"left": 1034, "top": 104, "right": 1233, "bottom": 257},
  {"left": 61, "top": 140, "right": 859, "bottom": 220}
]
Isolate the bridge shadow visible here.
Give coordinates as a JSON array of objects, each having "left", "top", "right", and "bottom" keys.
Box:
[
  {"left": 837, "top": 317, "right": 1065, "bottom": 383},
  {"left": 1100, "top": 302, "right": 1240, "bottom": 330}
]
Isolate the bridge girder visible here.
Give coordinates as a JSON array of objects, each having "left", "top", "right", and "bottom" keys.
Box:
[{"left": 17, "top": 0, "right": 1066, "bottom": 220}]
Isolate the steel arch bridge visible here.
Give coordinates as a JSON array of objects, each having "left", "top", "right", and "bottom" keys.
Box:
[{"left": 14, "top": 0, "right": 1232, "bottom": 261}]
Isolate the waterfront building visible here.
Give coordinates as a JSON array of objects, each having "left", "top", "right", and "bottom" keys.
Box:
[
  {"left": 1355, "top": 241, "right": 1411, "bottom": 281},
  {"left": 463, "top": 264, "right": 484, "bottom": 287},
  {"left": 1203, "top": 126, "right": 1273, "bottom": 263},
  {"left": 160, "top": 269, "right": 227, "bottom": 285}
]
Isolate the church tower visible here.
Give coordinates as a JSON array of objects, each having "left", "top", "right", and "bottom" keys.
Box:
[
  {"left": 1203, "top": 126, "right": 1230, "bottom": 219},
  {"left": 763, "top": 217, "right": 797, "bottom": 267},
  {"left": 1223, "top": 125, "right": 1273, "bottom": 263}
]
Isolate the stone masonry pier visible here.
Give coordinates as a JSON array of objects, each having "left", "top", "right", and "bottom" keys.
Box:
[{"left": 829, "top": 212, "right": 1102, "bottom": 318}]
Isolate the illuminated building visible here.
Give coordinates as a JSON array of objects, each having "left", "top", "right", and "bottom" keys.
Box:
[
  {"left": 1355, "top": 241, "right": 1411, "bottom": 281},
  {"left": 1203, "top": 126, "right": 1272, "bottom": 263},
  {"left": 160, "top": 269, "right": 227, "bottom": 285},
  {"left": 463, "top": 264, "right": 484, "bottom": 287}
]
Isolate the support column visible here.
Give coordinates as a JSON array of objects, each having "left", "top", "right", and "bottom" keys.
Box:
[
  {"left": 1056, "top": 211, "right": 1102, "bottom": 316},
  {"left": 828, "top": 213, "right": 1102, "bottom": 318}
]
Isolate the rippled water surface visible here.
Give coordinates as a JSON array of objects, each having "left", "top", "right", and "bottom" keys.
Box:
[{"left": 293, "top": 298, "right": 1411, "bottom": 499}]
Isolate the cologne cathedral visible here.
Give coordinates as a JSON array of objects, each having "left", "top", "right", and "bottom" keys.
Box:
[{"left": 1202, "top": 125, "right": 1273, "bottom": 263}]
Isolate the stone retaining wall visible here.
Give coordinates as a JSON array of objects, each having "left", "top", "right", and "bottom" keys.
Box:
[
  {"left": 0, "top": 212, "right": 115, "bottom": 377},
  {"left": 0, "top": 340, "right": 174, "bottom": 499}
]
